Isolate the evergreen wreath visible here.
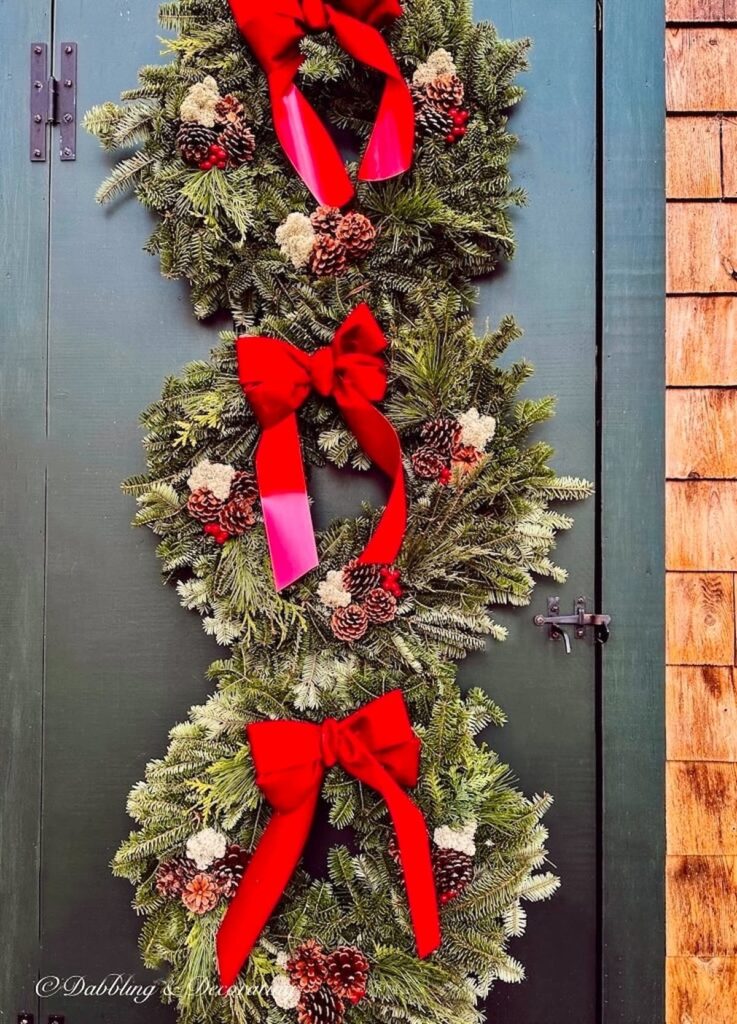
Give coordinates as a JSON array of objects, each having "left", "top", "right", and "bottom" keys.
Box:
[
  {"left": 86, "top": 1, "right": 592, "bottom": 1023},
  {"left": 84, "top": 0, "right": 529, "bottom": 323}
]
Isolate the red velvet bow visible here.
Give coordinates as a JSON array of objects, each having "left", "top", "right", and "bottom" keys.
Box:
[
  {"left": 216, "top": 690, "right": 441, "bottom": 989},
  {"left": 227, "top": 0, "right": 415, "bottom": 205},
  {"left": 236, "top": 303, "right": 406, "bottom": 590}
]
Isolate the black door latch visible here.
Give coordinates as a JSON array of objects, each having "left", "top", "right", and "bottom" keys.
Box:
[{"left": 533, "top": 596, "right": 611, "bottom": 653}]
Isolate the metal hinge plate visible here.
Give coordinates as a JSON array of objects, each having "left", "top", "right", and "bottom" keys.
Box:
[{"left": 30, "top": 42, "right": 77, "bottom": 162}]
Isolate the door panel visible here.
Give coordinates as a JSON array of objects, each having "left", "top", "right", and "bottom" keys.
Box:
[
  {"left": 477, "top": 3, "right": 598, "bottom": 1021},
  {"left": 0, "top": 2, "right": 51, "bottom": 1018},
  {"left": 19, "top": 0, "right": 596, "bottom": 1021}
]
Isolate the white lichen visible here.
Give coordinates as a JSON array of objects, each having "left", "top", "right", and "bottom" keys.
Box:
[
  {"left": 412, "top": 48, "right": 457, "bottom": 86},
  {"left": 434, "top": 820, "right": 477, "bottom": 857},
  {"left": 186, "top": 827, "right": 227, "bottom": 869},
  {"left": 317, "top": 570, "right": 352, "bottom": 609},
  {"left": 457, "top": 407, "right": 497, "bottom": 451},
  {"left": 187, "top": 459, "right": 236, "bottom": 501},
  {"left": 180, "top": 76, "right": 222, "bottom": 127},
  {"left": 271, "top": 975, "right": 301, "bottom": 1010},
  {"left": 276, "top": 212, "right": 316, "bottom": 269}
]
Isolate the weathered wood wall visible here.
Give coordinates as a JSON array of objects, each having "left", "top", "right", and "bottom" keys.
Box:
[{"left": 666, "top": 3, "right": 737, "bottom": 1020}]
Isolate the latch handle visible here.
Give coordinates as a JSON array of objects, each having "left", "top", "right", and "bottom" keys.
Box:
[{"left": 533, "top": 596, "right": 611, "bottom": 651}]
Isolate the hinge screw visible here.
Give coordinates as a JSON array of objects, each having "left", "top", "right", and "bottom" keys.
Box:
[
  {"left": 64, "top": 45, "right": 73, "bottom": 54},
  {"left": 62, "top": 147, "right": 72, "bottom": 157},
  {"left": 34, "top": 114, "right": 42, "bottom": 123},
  {"left": 64, "top": 79, "right": 73, "bottom": 88},
  {"left": 33, "top": 148, "right": 42, "bottom": 158},
  {"left": 34, "top": 80, "right": 43, "bottom": 90},
  {"left": 63, "top": 113, "right": 73, "bottom": 123},
  {"left": 34, "top": 45, "right": 43, "bottom": 54}
]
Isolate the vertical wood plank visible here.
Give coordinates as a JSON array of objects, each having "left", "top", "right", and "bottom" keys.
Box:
[
  {"left": 666, "top": 28, "right": 737, "bottom": 111},
  {"left": 666, "top": 117, "right": 722, "bottom": 198},
  {"left": 667, "top": 666, "right": 737, "bottom": 760},
  {"left": 666, "top": 297, "right": 737, "bottom": 385},
  {"left": 36, "top": 6, "right": 217, "bottom": 1022},
  {"left": 666, "top": 957, "right": 737, "bottom": 1024},
  {"left": 666, "top": 482, "right": 737, "bottom": 569},
  {"left": 666, "top": 389, "right": 737, "bottom": 478},
  {"left": 667, "top": 204, "right": 737, "bottom": 294},
  {"left": 603, "top": 0, "right": 665, "bottom": 1019},
  {"left": 0, "top": 4, "right": 50, "bottom": 1019},
  {"left": 667, "top": 761, "right": 737, "bottom": 854},
  {"left": 720, "top": 116, "right": 737, "bottom": 195},
  {"left": 666, "top": 573, "right": 735, "bottom": 665},
  {"left": 667, "top": 856, "right": 737, "bottom": 955}
]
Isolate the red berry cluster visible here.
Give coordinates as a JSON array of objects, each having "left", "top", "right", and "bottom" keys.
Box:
[
  {"left": 445, "top": 108, "right": 470, "bottom": 145},
  {"left": 199, "top": 143, "right": 229, "bottom": 171}
]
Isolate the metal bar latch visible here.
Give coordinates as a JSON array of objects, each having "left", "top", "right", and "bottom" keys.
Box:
[
  {"left": 30, "top": 42, "right": 77, "bottom": 162},
  {"left": 533, "top": 596, "right": 611, "bottom": 653}
]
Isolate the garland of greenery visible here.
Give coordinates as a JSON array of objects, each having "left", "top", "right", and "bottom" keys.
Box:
[{"left": 86, "top": 2, "right": 591, "bottom": 1023}]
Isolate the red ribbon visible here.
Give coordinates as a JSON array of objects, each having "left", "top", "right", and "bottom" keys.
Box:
[
  {"left": 216, "top": 690, "right": 441, "bottom": 989},
  {"left": 236, "top": 303, "right": 407, "bottom": 590},
  {"left": 227, "top": 0, "right": 415, "bottom": 206}
]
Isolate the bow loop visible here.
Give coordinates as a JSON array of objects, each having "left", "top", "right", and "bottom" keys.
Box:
[
  {"left": 216, "top": 692, "right": 441, "bottom": 990},
  {"left": 236, "top": 305, "right": 406, "bottom": 591},
  {"left": 227, "top": 0, "right": 414, "bottom": 205},
  {"left": 300, "top": 0, "right": 331, "bottom": 30},
  {"left": 237, "top": 336, "right": 312, "bottom": 428}
]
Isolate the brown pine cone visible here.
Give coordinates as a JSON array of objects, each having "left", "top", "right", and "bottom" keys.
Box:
[
  {"left": 363, "top": 587, "right": 397, "bottom": 625},
  {"left": 211, "top": 843, "right": 250, "bottom": 900},
  {"left": 414, "top": 91, "right": 454, "bottom": 135},
  {"left": 218, "top": 496, "right": 256, "bottom": 536},
  {"left": 177, "top": 121, "right": 218, "bottom": 166},
  {"left": 433, "top": 847, "right": 474, "bottom": 905},
  {"left": 297, "top": 986, "right": 344, "bottom": 1024},
  {"left": 219, "top": 119, "right": 256, "bottom": 167},
  {"left": 325, "top": 947, "right": 370, "bottom": 1005},
  {"left": 342, "top": 560, "right": 381, "bottom": 599},
  {"left": 187, "top": 487, "right": 223, "bottom": 524},
  {"left": 425, "top": 73, "right": 465, "bottom": 111},
  {"left": 335, "top": 211, "right": 377, "bottom": 260},
  {"left": 155, "top": 854, "right": 197, "bottom": 897},
  {"left": 287, "top": 940, "right": 328, "bottom": 993},
  {"left": 309, "top": 235, "right": 348, "bottom": 277},
  {"left": 330, "top": 604, "right": 369, "bottom": 643},
  {"left": 420, "top": 416, "right": 462, "bottom": 456},
  {"left": 230, "top": 469, "right": 258, "bottom": 502},
  {"left": 181, "top": 872, "right": 220, "bottom": 914},
  {"left": 215, "top": 93, "right": 245, "bottom": 124},
  {"left": 310, "top": 206, "right": 344, "bottom": 236},
  {"left": 412, "top": 446, "right": 449, "bottom": 480}
]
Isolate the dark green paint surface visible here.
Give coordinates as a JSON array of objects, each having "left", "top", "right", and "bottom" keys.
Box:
[{"left": 0, "top": 1, "right": 663, "bottom": 1021}]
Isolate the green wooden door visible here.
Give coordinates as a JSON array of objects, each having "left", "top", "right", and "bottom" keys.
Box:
[{"left": 0, "top": 1, "right": 663, "bottom": 1023}]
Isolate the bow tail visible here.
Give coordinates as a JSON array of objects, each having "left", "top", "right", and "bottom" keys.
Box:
[
  {"left": 347, "top": 753, "right": 441, "bottom": 958},
  {"left": 339, "top": 395, "right": 406, "bottom": 567},
  {"left": 270, "top": 78, "right": 356, "bottom": 208},
  {"left": 256, "top": 415, "right": 319, "bottom": 590},
  {"left": 217, "top": 789, "right": 320, "bottom": 990},
  {"left": 330, "top": 11, "right": 415, "bottom": 182}
]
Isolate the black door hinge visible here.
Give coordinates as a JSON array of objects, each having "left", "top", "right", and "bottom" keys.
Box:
[{"left": 31, "top": 42, "right": 77, "bottom": 162}]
